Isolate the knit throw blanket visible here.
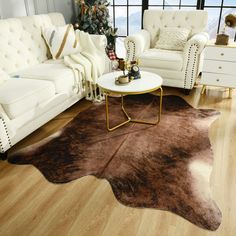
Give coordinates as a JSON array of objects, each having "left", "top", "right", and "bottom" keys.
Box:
[{"left": 64, "top": 30, "right": 106, "bottom": 102}]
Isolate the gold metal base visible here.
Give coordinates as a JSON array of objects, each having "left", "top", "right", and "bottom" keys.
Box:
[
  {"left": 201, "top": 85, "right": 206, "bottom": 94},
  {"left": 201, "top": 85, "right": 233, "bottom": 98},
  {"left": 105, "top": 87, "right": 163, "bottom": 131},
  {"left": 229, "top": 88, "right": 233, "bottom": 98}
]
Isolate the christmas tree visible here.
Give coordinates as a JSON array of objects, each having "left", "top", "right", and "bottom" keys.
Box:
[{"left": 74, "top": 0, "right": 117, "bottom": 49}]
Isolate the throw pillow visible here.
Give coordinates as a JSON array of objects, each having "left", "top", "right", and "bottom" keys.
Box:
[
  {"left": 42, "top": 24, "right": 81, "bottom": 59},
  {"left": 155, "top": 27, "right": 190, "bottom": 51},
  {"left": 0, "top": 68, "right": 10, "bottom": 85}
]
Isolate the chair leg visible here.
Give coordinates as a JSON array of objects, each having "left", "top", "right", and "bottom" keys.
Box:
[
  {"left": 183, "top": 89, "right": 191, "bottom": 95},
  {"left": 0, "top": 151, "right": 8, "bottom": 161}
]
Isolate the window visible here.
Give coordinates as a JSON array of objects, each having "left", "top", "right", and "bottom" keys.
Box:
[
  {"left": 108, "top": 0, "right": 236, "bottom": 55},
  {"left": 109, "top": 0, "right": 142, "bottom": 36},
  {"left": 148, "top": 0, "right": 198, "bottom": 10},
  {"left": 203, "top": 0, "right": 236, "bottom": 39},
  {"left": 109, "top": 0, "right": 142, "bottom": 57}
]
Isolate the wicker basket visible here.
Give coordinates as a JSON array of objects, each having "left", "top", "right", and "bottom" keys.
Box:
[{"left": 215, "top": 34, "right": 229, "bottom": 45}]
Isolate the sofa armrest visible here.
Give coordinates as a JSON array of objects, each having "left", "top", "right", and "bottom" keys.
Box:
[
  {"left": 182, "top": 32, "right": 209, "bottom": 89},
  {"left": 90, "top": 34, "right": 107, "bottom": 52},
  {"left": 86, "top": 33, "right": 112, "bottom": 74},
  {"left": 124, "top": 30, "right": 151, "bottom": 61},
  {"left": 0, "top": 111, "right": 12, "bottom": 153}
]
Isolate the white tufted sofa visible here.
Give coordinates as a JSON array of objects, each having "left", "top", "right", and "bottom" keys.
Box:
[
  {"left": 125, "top": 10, "right": 209, "bottom": 91},
  {"left": 0, "top": 13, "right": 108, "bottom": 157}
]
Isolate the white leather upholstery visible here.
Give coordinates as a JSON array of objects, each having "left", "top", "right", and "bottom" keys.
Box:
[
  {"left": 15, "top": 62, "right": 75, "bottom": 94},
  {"left": 139, "top": 49, "right": 183, "bottom": 71},
  {"left": 0, "top": 13, "right": 65, "bottom": 74},
  {"left": 125, "top": 10, "right": 209, "bottom": 90},
  {"left": 0, "top": 78, "right": 55, "bottom": 119}
]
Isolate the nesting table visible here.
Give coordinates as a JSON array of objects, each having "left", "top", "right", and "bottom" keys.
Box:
[{"left": 97, "top": 71, "right": 163, "bottom": 131}]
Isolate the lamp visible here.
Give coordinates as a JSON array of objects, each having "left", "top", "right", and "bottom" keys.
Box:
[{"left": 215, "top": 13, "right": 236, "bottom": 45}]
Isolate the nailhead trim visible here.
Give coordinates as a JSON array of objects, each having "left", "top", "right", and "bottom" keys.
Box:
[
  {"left": 184, "top": 43, "right": 199, "bottom": 89},
  {"left": 127, "top": 40, "right": 136, "bottom": 61},
  {"left": 0, "top": 117, "right": 12, "bottom": 153}
]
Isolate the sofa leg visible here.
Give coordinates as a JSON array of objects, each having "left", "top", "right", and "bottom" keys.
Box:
[
  {"left": 0, "top": 151, "right": 8, "bottom": 161},
  {"left": 183, "top": 89, "right": 191, "bottom": 95}
]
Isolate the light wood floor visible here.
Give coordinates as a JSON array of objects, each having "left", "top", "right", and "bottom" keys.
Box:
[{"left": 0, "top": 85, "right": 236, "bottom": 236}]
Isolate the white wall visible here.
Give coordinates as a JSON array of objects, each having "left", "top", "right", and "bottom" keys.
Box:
[{"left": 0, "top": 0, "right": 75, "bottom": 23}]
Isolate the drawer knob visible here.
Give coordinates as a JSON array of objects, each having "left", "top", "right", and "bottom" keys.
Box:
[
  {"left": 216, "top": 79, "right": 220, "bottom": 82},
  {"left": 220, "top": 53, "right": 224, "bottom": 56},
  {"left": 218, "top": 66, "right": 222, "bottom": 69}
]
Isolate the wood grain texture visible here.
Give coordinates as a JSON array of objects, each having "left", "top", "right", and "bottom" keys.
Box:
[{"left": 0, "top": 85, "right": 236, "bottom": 236}]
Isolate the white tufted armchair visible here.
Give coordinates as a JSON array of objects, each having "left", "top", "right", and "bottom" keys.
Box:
[{"left": 124, "top": 10, "right": 209, "bottom": 92}]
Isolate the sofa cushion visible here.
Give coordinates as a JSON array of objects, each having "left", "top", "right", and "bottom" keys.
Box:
[
  {"left": 0, "top": 78, "right": 55, "bottom": 119},
  {"left": 155, "top": 27, "right": 190, "bottom": 51},
  {"left": 42, "top": 24, "right": 81, "bottom": 59},
  {"left": 13, "top": 62, "right": 75, "bottom": 94},
  {"left": 139, "top": 49, "right": 184, "bottom": 71}
]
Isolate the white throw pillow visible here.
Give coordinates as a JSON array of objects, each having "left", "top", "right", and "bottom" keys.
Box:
[
  {"left": 0, "top": 69, "right": 10, "bottom": 85},
  {"left": 42, "top": 24, "right": 81, "bottom": 59},
  {"left": 155, "top": 27, "right": 190, "bottom": 51}
]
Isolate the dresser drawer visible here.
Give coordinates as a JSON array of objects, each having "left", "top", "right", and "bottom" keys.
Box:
[
  {"left": 204, "top": 47, "right": 236, "bottom": 62},
  {"left": 203, "top": 60, "right": 236, "bottom": 75},
  {"left": 201, "top": 72, "right": 236, "bottom": 88}
]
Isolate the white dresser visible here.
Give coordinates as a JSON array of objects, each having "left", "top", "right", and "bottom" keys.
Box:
[{"left": 200, "top": 41, "right": 236, "bottom": 98}]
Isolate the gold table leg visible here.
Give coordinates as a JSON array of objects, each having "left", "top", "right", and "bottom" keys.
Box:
[
  {"left": 229, "top": 88, "right": 233, "bottom": 98},
  {"left": 201, "top": 85, "right": 206, "bottom": 95},
  {"left": 105, "top": 87, "right": 163, "bottom": 131}
]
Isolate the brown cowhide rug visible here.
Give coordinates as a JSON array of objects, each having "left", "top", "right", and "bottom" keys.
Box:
[{"left": 8, "top": 94, "right": 222, "bottom": 231}]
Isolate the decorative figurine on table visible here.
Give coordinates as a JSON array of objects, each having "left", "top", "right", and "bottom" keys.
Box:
[
  {"left": 115, "top": 59, "right": 141, "bottom": 85},
  {"left": 128, "top": 60, "right": 141, "bottom": 80}
]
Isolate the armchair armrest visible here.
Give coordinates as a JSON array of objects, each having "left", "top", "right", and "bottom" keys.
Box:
[
  {"left": 183, "top": 32, "right": 209, "bottom": 89},
  {"left": 184, "top": 32, "right": 209, "bottom": 54},
  {"left": 124, "top": 30, "right": 151, "bottom": 61}
]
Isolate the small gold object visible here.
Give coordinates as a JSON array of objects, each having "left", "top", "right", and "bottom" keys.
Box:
[{"left": 115, "top": 75, "right": 130, "bottom": 85}]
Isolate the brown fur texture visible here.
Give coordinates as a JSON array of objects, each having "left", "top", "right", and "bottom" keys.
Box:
[{"left": 9, "top": 94, "right": 222, "bottom": 231}]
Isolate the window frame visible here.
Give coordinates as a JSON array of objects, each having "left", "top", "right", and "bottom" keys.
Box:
[{"left": 108, "top": 0, "right": 236, "bottom": 40}]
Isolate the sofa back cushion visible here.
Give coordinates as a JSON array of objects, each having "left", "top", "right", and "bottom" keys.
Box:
[
  {"left": 143, "top": 10, "right": 208, "bottom": 47},
  {"left": 0, "top": 13, "right": 66, "bottom": 74}
]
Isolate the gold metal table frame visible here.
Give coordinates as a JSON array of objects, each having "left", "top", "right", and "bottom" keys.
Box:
[{"left": 104, "top": 87, "right": 163, "bottom": 131}]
